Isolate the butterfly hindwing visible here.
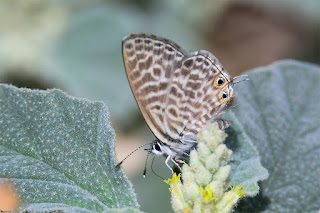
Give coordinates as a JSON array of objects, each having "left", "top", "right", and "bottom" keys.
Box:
[{"left": 164, "top": 50, "right": 234, "bottom": 141}]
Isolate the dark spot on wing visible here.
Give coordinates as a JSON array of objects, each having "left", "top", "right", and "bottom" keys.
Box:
[
  {"left": 146, "top": 56, "right": 153, "bottom": 68},
  {"left": 184, "top": 59, "right": 193, "bottom": 68},
  {"left": 170, "top": 86, "right": 177, "bottom": 96},
  {"left": 160, "top": 82, "right": 167, "bottom": 90},
  {"left": 196, "top": 57, "right": 203, "bottom": 63},
  {"left": 165, "top": 46, "right": 174, "bottom": 52},
  {"left": 144, "top": 39, "right": 152, "bottom": 44},
  {"left": 125, "top": 43, "right": 133, "bottom": 50},
  {"left": 169, "top": 108, "right": 177, "bottom": 117},
  {"left": 155, "top": 42, "right": 163, "bottom": 47},
  {"left": 153, "top": 68, "right": 161, "bottom": 77}
]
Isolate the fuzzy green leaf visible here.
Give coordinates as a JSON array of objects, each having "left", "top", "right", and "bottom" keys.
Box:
[
  {"left": 0, "top": 84, "right": 140, "bottom": 213},
  {"left": 223, "top": 111, "right": 269, "bottom": 197},
  {"left": 231, "top": 60, "right": 320, "bottom": 212}
]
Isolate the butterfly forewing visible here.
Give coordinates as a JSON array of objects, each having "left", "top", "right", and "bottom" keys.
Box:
[{"left": 122, "top": 34, "right": 187, "bottom": 143}]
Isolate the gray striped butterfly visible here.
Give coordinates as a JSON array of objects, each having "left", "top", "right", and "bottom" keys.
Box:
[{"left": 116, "top": 33, "right": 242, "bottom": 174}]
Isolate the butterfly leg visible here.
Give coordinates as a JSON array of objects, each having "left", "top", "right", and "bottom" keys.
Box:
[
  {"left": 216, "top": 119, "right": 232, "bottom": 130},
  {"left": 175, "top": 159, "right": 186, "bottom": 164},
  {"left": 165, "top": 156, "right": 174, "bottom": 174},
  {"left": 171, "top": 158, "right": 182, "bottom": 172}
]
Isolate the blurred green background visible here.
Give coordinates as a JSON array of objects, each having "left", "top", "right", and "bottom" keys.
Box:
[{"left": 0, "top": 0, "right": 319, "bottom": 212}]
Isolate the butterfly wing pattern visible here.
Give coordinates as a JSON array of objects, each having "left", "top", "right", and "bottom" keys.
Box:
[
  {"left": 164, "top": 50, "right": 234, "bottom": 141},
  {"left": 122, "top": 33, "right": 235, "bottom": 170}
]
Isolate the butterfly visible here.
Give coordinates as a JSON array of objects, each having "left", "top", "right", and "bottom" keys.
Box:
[{"left": 116, "top": 33, "right": 243, "bottom": 174}]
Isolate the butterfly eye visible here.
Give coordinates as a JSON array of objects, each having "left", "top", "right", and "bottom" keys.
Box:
[
  {"left": 219, "top": 90, "right": 229, "bottom": 102},
  {"left": 214, "top": 76, "right": 227, "bottom": 88},
  {"left": 154, "top": 143, "right": 161, "bottom": 152}
]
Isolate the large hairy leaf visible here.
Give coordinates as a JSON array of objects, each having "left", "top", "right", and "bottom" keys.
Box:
[
  {"left": 224, "top": 111, "right": 269, "bottom": 197},
  {"left": 0, "top": 84, "right": 140, "bottom": 213},
  {"left": 232, "top": 60, "right": 320, "bottom": 212}
]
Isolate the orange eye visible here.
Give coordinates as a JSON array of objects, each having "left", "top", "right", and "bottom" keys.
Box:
[
  {"left": 219, "top": 90, "right": 230, "bottom": 102},
  {"left": 214, "top": 76, "right": 227, "bottom": 88}
]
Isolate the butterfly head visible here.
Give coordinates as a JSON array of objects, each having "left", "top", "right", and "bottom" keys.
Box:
[
  {"left": 151, "top": 140, "right": 177, "bottom": 157},
  {"left": 151, "top": 140, "right": 163, "bottom": 155}
]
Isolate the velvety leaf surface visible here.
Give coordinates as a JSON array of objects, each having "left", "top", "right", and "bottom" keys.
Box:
[
  {"left": 0, "top": 84, "right": 140, "bottom": 213},
  {"left": 231, "top": 60, "right": 320, "bottom": 212},
  {"left": 223, "top": 111, "right": 269, "bottom": 197}
]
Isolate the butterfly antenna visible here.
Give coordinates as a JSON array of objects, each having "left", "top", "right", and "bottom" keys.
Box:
[
  {"left": 115, "top": 142, "right": 152, "bottom": 169},
  {"left": 232, "top": 75, "right": 250, "bottom": 85},
  {"left": 143, "top": 149, "right": 151, "bottom": 178},
  {"left": 151, "top": 155, "right": 165, "bottom": 180}
]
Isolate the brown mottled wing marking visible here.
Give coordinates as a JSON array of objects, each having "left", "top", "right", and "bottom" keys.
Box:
[
  {"left": 122, "top": 33, "right": 187, "bottom": 143},
  {"left": 164, "top": 50, "right": 234, "bottom": 141}
]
